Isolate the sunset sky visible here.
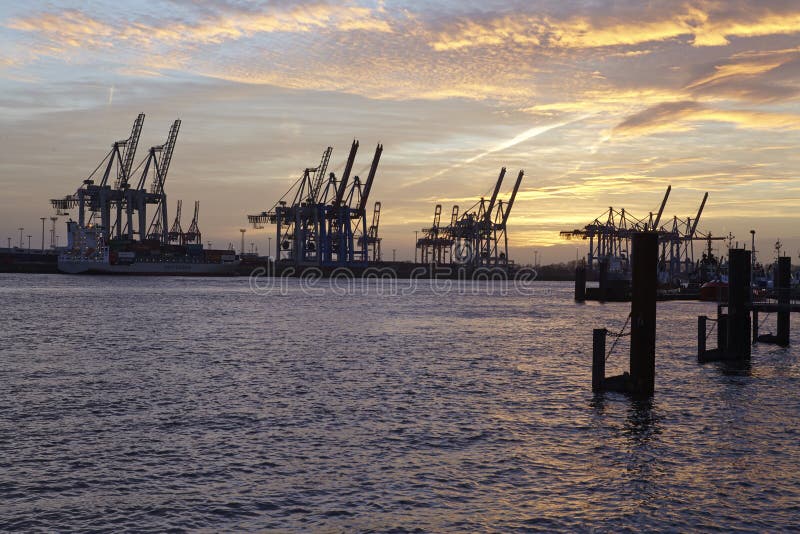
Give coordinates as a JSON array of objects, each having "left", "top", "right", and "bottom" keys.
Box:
[{"left": 2, "top": 1, "right": 799, "bottom": 263}]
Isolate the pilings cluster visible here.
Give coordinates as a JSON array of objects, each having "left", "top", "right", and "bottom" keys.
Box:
[
  {"left": 592, "top": 239, "right": 795, "bottom": 396},
  {"left": 753, "top": 256, "right": 792, "bottom": 347},
  {"left": 698, "top": 253, "right": 793, "bottom": 362}
]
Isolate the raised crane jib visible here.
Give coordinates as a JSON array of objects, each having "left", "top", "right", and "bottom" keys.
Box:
[
  {"left": 502, "top": 170, "right": 524, "bottom": 226},
  {"left": 485, "top": 167, "right": 506, "bottom": 225},
  {"left": 689, "top": 192, "right": 708, "bottom": 236},
  {"left": 150, "top": 119, "right": 181, "bottom": 194},
  {"left": 186, "top": 201, "right": 201, "bottom": 244},
  {"left": 335, "top": 140, "right": 359, "bottom": 207},
  {"left": 369, "top": 201, "right": 381, "bottom": 237},
  {"left": 652, "top": 185, "right": 671, "bottom": 230},
  {"left": 169, "top": 199, "right": 183, "bottom": 235},
  {"left": 450, "top": 205, "right": 459, "bottom": 226},
  {"left": 116, "top": 113, "right": 145, "bottom": 189},
  {"left": 358, "top": 144, "right": 382, "bottom": 214},
  {"left": 310, "top": 147, "right": 332, "bottom": 203}
]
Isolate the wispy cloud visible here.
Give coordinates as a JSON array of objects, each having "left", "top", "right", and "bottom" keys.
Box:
[{"left": 7, "top": 4, "right": 392, "bottom": 50}]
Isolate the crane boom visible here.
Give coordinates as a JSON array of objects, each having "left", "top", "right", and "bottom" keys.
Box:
[
  {"left": 151, "top": 119, "right": 181, "bottom": 193},
  {"left": 185, "top": 201, "right": 201, "bottom": 244},
  {"left": 358, "top": 143, "right": 382, "bottom": 213},
  {"left": 652, "top": 185, "right": 671, "bottom": 230},
  {"left": 502, "top": 170, "right": 524, "bottom": 226},
  {"left": 118, "top": 113, "right": 145, "bottom": 189},
  {"left": 369, "top": 201, "right": 381, "bottom": 236},
  {"left": 485, "top": 167, "right": 506, "bottom": 226},
  {"left": 689, "top": 192, "right": 708, "bottom": 236},
  {"left": 335, "top": 140, "right": 359, "bottom": 206},
  {"left": 310, "top": 147, "right": 332, "bottom": 202}
]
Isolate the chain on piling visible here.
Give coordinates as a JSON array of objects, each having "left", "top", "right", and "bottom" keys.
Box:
[{"left": 605, "top": 312, "right": 632, "bottom": 362}]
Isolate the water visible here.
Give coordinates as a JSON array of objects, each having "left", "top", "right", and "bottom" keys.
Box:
[{"left": 1, "top": 274, "right": 799, "bottom": 531}]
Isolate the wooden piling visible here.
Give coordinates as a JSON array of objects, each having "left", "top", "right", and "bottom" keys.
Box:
[
  {"left": 598, "top": 260, "right": 608, "bottom": 302},
  {"left": 752, "top": 308, "right": 759, "bottom": 344},
  {"left": 592, "top": 328, "right": 606, "bottom": 392},
  {"left": 727, "top": 248, "right": 751, "bottom": 360},
  {"left": 698, "top": 315, "right": 707, "bottom": 361},
  {"left": 575, "top": 265, "right": 587, "bottom": 302},
  {"left": 777, "top": 256, "right": 790, "bottom": 346},
  {"left": 629, "top": 232, "right": 658, "bottom": 396},
  {"left": 717, "top": 312, "right": 728, "bottom": 355}
]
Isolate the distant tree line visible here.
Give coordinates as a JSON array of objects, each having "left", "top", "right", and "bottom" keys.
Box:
[{"left": 528, "top": 260, "right": 579, "bottom": 281}]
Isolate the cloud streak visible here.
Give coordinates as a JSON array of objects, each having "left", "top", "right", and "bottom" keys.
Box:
[{"left": 612, "top": 100, "right": 800, "bottom": 137}]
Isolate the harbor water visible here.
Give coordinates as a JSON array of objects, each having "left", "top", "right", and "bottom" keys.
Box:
[{"left": 1, "top": 274, "right": 799, "bottom": 531}]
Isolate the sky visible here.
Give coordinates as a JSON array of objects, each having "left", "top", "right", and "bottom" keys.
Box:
[{"left": 1, "top": 0, "right": 799, "bottom": 263}]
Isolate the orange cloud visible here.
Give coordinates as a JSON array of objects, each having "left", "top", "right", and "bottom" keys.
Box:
[
  {"left": 686, "top": 60, "right": 786, "bottom": 89},
  {"left": 428, "top": 5, "right": 800, "bottom": 51},
  {"left": 7, "top": 4, "right": 392, "bottom": 52},
  {"left": 7, "top": 10, "right": 115, "bottom": 49}
]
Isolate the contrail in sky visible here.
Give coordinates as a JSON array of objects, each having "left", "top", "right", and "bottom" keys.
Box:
[{"left": 406, "top": 114, "right": 591, "bottom": 187}]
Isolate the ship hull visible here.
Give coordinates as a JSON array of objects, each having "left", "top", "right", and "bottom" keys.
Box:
[{"left": 58, "top": 258, "right": 239, "bottom": 276}]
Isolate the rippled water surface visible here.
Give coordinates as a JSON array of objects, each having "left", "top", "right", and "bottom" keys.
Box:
[{"left": 1, "top": 274, "right": 799, "bottom": 531}]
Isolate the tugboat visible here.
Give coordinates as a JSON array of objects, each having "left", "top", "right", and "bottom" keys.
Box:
[{"left": 700, "top": 278, "right": 728, "bottom": 302}]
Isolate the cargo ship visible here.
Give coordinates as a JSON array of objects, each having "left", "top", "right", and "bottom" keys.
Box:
[
  {"left": 46, "top": 114, "right": 241, "bottom": 276},
  {"left": 0, "top": 248, "right": 60, "bottom": 273},
  {"left": 58, "top": 222, "right": 239, "bottom": 275}
]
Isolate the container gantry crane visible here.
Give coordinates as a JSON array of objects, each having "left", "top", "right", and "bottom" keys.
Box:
[
  {"left": 145, "top": 119, "right": 181, "bottom": 243},
  {"left": 366, "top": 201, "right": 382, "bottom": 262},
  {"left": 418, "top": 167, "right": 524, "bottom": 268},
  {"left": 51, "top": 113, "right": 146, "bottom": 242},
  {"left": 168, "top": 199, "right": 184, "bottom": 245},
  {"left": 560, "top": 187, "right": 722, "bottom": 284},
  {"left": 417, "top": 204, "right": 448, "bottom": 264},
  {"left": 184, "top": 201, "right": 201, "bottom": 245},
  {"left": 50, "top": 114, "right": 182, "bottom": 247},
  {"left": 247, "top": 140, "right": 384, "bottom": 266}
]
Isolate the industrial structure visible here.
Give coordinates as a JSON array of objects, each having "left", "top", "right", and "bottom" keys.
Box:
[
  {"left": 247, "top": 140, "right": 383, "bottom": 266},
  {"left": 560, "top": 186, "right": 723, "bottom": 285},
  {"left": 47, "top": 114, "right": 238, "bottom": 275},
  {"left": 50, "top": 114, "right": 195, "bottom": 245},
  {"left": 416, "top": 167, "right": 524, "bottom": 268}
]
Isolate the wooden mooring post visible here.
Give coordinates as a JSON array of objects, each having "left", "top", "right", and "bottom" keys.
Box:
[
  {"left": 777, "top": 256, "right": 791, "bottom": 346},
  {"left": 698, "top": 315, "right": 707, "bottom": 359},
  {"left": 698, "top": 248, "right": 751, "bottom": 362},
  {"left": 729, "top": 248, "right": 752, "bottom": 359},
  {"left": 592, "top": 328, "right": 606, "bottom": 392},
  {"left": 575, "top": 265, "right": 587, "bottom": 302},
  {"left": 752, "top": 308, "right": 759, "bottom": 344},
  {"left": 598, "top": 259, "right": 608, "bottom": 302},
  {"left": 592, "top": 232, "right": 657, "bottom": 396},
  {"left": 629, "top": 231, "right": 657, "bottom": 395},
  {"left": 756, "top": 256, "right": 791, "bottom": 347}
]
